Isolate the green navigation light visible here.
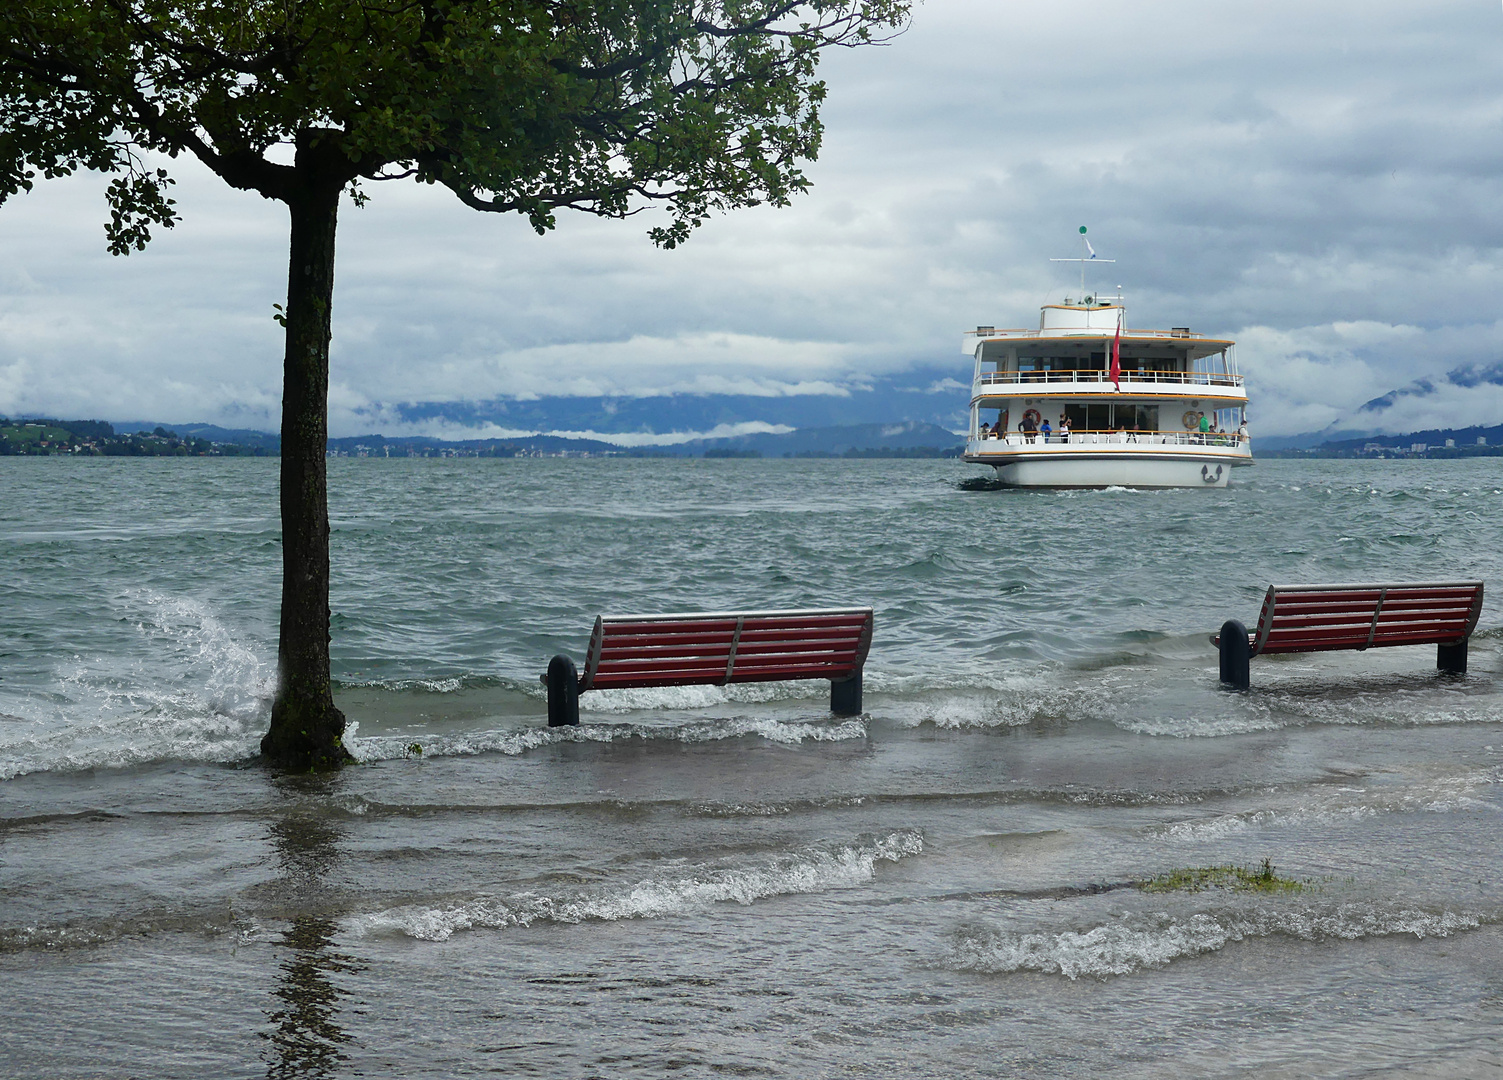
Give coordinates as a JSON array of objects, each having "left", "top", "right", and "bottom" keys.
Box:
[{"left": 1079, "top": 226, "right": 1088, "bottom": 234}]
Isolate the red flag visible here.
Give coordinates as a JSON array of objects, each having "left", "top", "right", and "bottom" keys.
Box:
[{"left": 1110, "top": 312, "right": 1122, "bottom": 391}]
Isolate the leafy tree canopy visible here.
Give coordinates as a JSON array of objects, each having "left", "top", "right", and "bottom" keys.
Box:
[{"left": 2, "top": 0, "right": 909, "bottom": 247}]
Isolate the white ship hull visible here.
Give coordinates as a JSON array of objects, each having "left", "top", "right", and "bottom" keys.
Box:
[{"left": 969, "top": 447, "right": 1243, "bottom": 488}]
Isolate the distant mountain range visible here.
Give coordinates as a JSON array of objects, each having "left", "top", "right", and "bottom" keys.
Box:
[
  {"left": 92, "top": 419, "right": 967, "bottom": 457},
  {"left": 1356, "top": 361, "right": 1503, "bottom": 416}
]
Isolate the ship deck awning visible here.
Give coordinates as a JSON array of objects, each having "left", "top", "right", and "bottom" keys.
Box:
[{"left": 967, "top": 333, "right": 1235, "bottom": 363}]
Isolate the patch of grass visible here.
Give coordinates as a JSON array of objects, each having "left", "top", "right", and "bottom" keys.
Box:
[{"left": 1139, "top": 858, "right": 1304, "bottom": 894}]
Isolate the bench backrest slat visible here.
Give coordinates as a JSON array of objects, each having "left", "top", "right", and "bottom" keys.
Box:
[
  {"left": 580, "top": 607, "right": 874, "bottom": 691},
  {"left": 1252, "top": 581, "right": 1483, "bottom": 656}
]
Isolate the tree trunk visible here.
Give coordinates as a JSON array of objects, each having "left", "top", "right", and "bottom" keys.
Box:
[{"left": 261, "top": 173, "right": 353, "bottom": 769}]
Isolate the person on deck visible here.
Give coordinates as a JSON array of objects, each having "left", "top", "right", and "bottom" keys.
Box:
[
  {"left": 1039, "top": 418, "right": 1052, "bottom": 444},
  {"left": 1020, "top": 413, "right": 1037, "bottom": 443},
  {"left": 1198, "top": 412, "right": 1211, "bottom": 444},
  {"left": 1059, "top": 415, "right": 1071, "bottom": 443}
]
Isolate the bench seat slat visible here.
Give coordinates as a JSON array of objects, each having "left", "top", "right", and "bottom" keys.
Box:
[
  {"left": 590, "top": 667, "right": 858, "bottom": 690},
  {"left": 602, "top": 613, "right": 868, "bottom": 633},
  {"left": 1265, "top": 618, "right": 1470, "bottom": 640},
  {"left": 1263, "top": 631, "right": 1470, "bottom": 654},
  {"left": 1268, "top": 615, "right": 1466, "bottom": 633},
  {"left": 1274, "top": 588, "right": 1478, "bottom": 602},
  {"left": 591, "top": 662, "right": 857, "bottom": 680},
  {"left": 599, "top": 645, "right": 734, "bottom": 662},
  {"left": 1273, "top": 597, "right": 1478, "bottom": 616},
  {"left": 598, "top": 637, "right": 863, "bottom": 661},
  {"left": 595, "top": 648, "right": 861, "bottom": 676},
  {"left": 731, "top": 651, "right": 860, "bottom": 668},
  {"left": 596, "top": 655, "right": 742, "bottom": 674}
]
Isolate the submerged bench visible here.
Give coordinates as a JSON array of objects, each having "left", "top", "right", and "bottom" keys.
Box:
[
  {"left": 1215, "top": 581, "right": 1484, "bottom": 689},
  {"left": 543, "top": 607, "right": 875, "bottom": 726}
]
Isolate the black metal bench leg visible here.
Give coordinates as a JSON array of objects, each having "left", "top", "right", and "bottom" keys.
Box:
[
  {"left": 1438, "top": 640, "right": 1468, "bottom": 675},
  {"left": 547, "top": 654, "right": 580, "bottom": 726},
  {"left": 1219, "top": 619, "right": 1250, "bottom": 689},
  {"left": 830, "top": 672, "right": 862, "bottom": 716}
]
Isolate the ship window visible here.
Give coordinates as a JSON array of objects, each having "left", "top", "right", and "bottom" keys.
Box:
[
  {"left": 1017, "top": 355, "right": 1053, "bottom": 381},
  {"left": 1064, "top": 403, "right": 1158, "bottom": 432}
]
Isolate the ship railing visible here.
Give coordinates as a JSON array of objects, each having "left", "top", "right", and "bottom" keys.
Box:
[
  {"left": 975, "top": 370, "right": 1243, "bottom": 388},
  {"left": 966, "top": 328, "right": 1212, "bottom": 341},
  {"left": 969, "top": 430, "right": 1251, "bottom": 448}
]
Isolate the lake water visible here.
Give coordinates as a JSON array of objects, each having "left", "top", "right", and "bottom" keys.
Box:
[{"left": 2, "top": 456, "right": 1501, "bottom": 1078}]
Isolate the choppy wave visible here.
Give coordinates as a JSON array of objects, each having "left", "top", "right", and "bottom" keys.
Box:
[
  {"left": 0, "top": 589, "right": 273, "bottom": 780},
  {"left": 0, "top": 903, "right": 243, "bottom": 953},
  {"left": 344, "top": 714, "right": 867, "bottom": 762},
  {"left": 346, "top": 830, "right": 924, "bottom": 941},
  {"left": 3, "top": 572, "right": 1499, "bottom": 782},
  {"left": 1153, "top": 769, "right": 1503, "bottom": 840},
  {"left": 1118, "top": 688, "right": 1503, "bottom": 739},
  {"left": 946, "top": 903, "right": 1486, "bottom": 979},
  {"left": 876, "top": 672, "right": 1116, "bottom": 731}
]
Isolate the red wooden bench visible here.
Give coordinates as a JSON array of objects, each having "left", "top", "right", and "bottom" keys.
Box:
[
  {"left": 544, "top": 607, "right": 875, "bottom": 725},
  {"left": 1215, "top": 581, "right": 1484, "bottom": 688}
]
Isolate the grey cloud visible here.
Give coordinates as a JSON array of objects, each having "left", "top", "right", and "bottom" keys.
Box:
[{"left": 3, "top": 0, "right": 1503, "bottom": 438}]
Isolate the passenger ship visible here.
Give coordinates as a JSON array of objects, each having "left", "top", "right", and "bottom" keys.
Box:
[{"left": 962, "top": 274, "right": 1251, "bottom": 488}]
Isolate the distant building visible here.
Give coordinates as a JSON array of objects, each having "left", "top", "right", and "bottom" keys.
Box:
[
  {"left": 1411, "top": 443, "right": 1428, "bottom": 454},
  {"left": 1445, "top": 438, "right": 1455, "bottom": 448},
  {"left": 1480, "top": 436, "right": 1489, "bottom": 446}
]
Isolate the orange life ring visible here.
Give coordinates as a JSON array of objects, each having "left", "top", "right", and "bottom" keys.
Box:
[
  {"left": 1181, "top": 410, "right": 1201, "bottom": 430},
  {"left": 1023, "top": 409, "right": 1042, "bottom": 427}
]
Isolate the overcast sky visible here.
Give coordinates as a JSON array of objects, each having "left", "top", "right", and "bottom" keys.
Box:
[{"left": 4, "top": 0, "right": 1503, "bottom": 439}]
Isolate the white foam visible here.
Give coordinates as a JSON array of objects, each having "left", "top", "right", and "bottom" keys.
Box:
[
  {"left": 579, "top": 679, "right": 839, "bottom": 712},
  {"left": 0, "top": 589, "right": 274, "bottom": 779},
  {"left": 874, "top": 670, "right": 1114, "bottom": 731},
  {"left": 1116, "top": 688, "right": 1503, "bottom": 739},
  {"left": 1155, "top": 771, "right": 1502, "bottom": 840},
  {"left": 947, "top": 904, "right": 1485, "bottom": 979},
  {"left": 346, "top": 830, "right": 924, "bottom": 941},
  {"left": 344, "top": 715, "right": 868, "bottom": 763}
]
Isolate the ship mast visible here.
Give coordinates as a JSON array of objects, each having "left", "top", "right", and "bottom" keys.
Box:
[{"left": 1049, "top": 225, "right": 1115, "bottom": 300}]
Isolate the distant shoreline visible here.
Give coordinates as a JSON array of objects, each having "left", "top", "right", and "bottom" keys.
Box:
[{"left": 9, "top": 413, "right": 1501, "bottom": 461}]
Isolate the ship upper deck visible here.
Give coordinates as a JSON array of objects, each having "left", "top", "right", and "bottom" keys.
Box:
[
  {"left": 962, "top": 302, "right": 1235, "bottom": 364},
  {"left": 963, "top": 299, "right": 1240, "bottom": 402}
]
